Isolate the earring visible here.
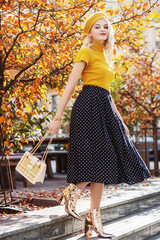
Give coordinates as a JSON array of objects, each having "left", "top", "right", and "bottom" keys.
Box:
[{"left": 89, "top": 35, "right": 93, "bottom": 43}]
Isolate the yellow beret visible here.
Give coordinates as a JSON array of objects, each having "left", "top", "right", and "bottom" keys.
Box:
[{"left": 84, "top": 12, "right": 108, "bottom": 34}]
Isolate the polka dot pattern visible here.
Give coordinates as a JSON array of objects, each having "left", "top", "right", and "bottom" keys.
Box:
[{"left": 67, "top": 85, "right": 151, "bottom": 185}]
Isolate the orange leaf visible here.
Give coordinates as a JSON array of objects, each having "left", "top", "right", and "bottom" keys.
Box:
[
  {"left": 1, "top": 106, "right": 7, "bottom": 111},
  {"left": 17, "top": 111, "right": 23, "bottom": 116},
  {"left": 4, "top": 141, "right": 8, "bottom": 146},
  {"left": 143, "top": 2, "right": 148, "bottom": 11},
  {"left": 0, "top": 116, "right": 5, "bottom": 124},
  {"left": 113, "top": 49, "right": 116, "bottom": 55},
  {"left": 0, "top": 90, "right": 5, "bottom": 93}
]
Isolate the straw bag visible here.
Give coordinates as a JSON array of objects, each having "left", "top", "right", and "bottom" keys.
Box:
[{"left": 16, "top": 132, "right": 53, "bottom": 185}]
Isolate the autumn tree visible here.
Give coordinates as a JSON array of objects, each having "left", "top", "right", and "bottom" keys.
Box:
[
  {"left": 114, "top": 48, "right": 160, "bottom": 132},
  {"left": 110, "top": 0, "right": 159, "bottom": 131},
  {"left": 110, "top": 0, "right": 160, "bottom": 174},
  {"left": 112, "top": 47, "right": 160, "bottom": 174},
  {"left": 0, "top": 0, "right": 106, "bottom": 155}
]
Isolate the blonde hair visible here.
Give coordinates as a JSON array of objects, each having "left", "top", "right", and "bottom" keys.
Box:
[{"left": 82, "top": 18, "right": 115, "bottom": 68}]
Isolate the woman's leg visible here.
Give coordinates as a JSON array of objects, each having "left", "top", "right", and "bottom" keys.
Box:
[
  {"left": 90, "top": 182, "right": 104, "bottom": 209},
  {"left": 85, "top": 182, "right": 115, "bottom": 238},
  {"left": 76, "top": 182, "right": 90, "bottom": 189},
  {"left": 76, "top": 182, "right": 104, "bottom": 208}
]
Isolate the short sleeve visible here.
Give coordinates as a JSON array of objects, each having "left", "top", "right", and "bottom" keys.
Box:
[{"left": 74, "top": 48, "right": 90, "bottom": 66}]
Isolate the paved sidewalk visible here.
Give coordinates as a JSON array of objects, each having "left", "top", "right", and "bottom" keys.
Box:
[
  {"left": 11, "top": 175, "right": 157, "bottom": 205},
  {"left": 15, "top": 173, "right": 68, "bottom": 190},
  {"left": 13, "top": 173, "right": 153, "bottom": 194}
]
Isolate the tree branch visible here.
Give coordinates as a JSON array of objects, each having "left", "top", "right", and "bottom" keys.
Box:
[
  {"left": 122, "top": 90, "right": 155, "bottom": 116},
  {"left": 3, "top": 49, "right": 44, "bottom": 92},
  {"left": 150, "top": 47, "right": 160, "bottom": 70},
  {"left": 3, "top": 77, "right": 37, "bottom": 93},
  {"left": 40, "top": 0, "right": 93, "bottom": 13},
  {"left": 18, "top": 3, "right": 23, "bottom": 31},
  {"left": 19, "top": 78, "right": 36, "bottom": 83},
  {"left": 14, "top": 50, "right": 44, "bottom": 81},
  {"left": 71, "top": 2, "right": 95, "bottom": 27},
  {"left": 49, "top": 61, "right": 72, "bottom": 76},
  {"left": 32, "top": 9, "right": 41, "bottom": 30},
  {"left": 113, "top": 0, "right": 159, "bottom": 25},
  {"left": 2, "top": 7, "right": 42, "bottom": 69},
  {"left": 2, "top": 32, "right": 22, "bottom": 68}
]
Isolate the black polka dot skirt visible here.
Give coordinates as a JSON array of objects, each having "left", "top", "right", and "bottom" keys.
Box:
[{"left": 67, "top": 85, "right": 151, "bottom": 185}]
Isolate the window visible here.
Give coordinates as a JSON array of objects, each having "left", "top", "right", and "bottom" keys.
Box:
[
  {"left": 52, "top": 95, "right": 60, "bottom": 112},
  {"left": 155, "top": 27, "right": 160, "bottom": 48}
]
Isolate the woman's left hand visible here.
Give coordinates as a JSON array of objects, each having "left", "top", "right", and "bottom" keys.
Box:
[{"left": 123, "top": 123, "right": 130, "bottom": 137}]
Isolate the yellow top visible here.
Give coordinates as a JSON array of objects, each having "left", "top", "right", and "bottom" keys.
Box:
[{"left": 74, "top": 40, "right": 114, "bottom": 91}]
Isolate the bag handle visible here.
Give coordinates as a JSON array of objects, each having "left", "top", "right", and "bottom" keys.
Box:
[
  {"left": 29, "top": 131, "right": 54, "bottom": 162},
  {"left": 30, "top": 131, "right": 50, "bottom": 155},
  {"left": 41, "top": 135, "right": 54, "bottom": 162}
]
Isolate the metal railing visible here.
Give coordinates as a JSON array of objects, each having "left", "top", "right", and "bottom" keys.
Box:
[{"left": 135, "top": 127, "right": 160, "bottom": 176}]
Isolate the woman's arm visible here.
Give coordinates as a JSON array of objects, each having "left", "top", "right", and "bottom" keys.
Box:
[
  {"left": 48, "top": 61, "right": 86, "bottom": 136},
  {"left": 111, "top": 96, "right": 130, "bottom": 136}
]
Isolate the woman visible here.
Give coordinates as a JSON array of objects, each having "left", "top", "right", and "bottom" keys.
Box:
[{"left": 49, "top": 12, "right": 151, "bottom": 238}]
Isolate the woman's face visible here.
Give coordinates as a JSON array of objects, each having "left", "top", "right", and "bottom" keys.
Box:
[{"left": 89, "top": 18, "right": 108, "bottom": 44}]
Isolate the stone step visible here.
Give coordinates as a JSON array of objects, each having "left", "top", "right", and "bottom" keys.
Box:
[
  {"left": 148, "top": 234, "right": 160, "bottom": 240},
  {"left": 61, "top": 206, "right": 160, "bottom": 240},
  {"left": 1, "top": 179, "right": 160, "bottom": 240}
]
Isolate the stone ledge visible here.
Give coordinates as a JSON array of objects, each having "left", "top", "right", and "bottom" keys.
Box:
[
  {"left": 62, "top": 206, "right": 160, "bottom": 240},
  {"left": 1, "top": 178, "right": 160, "bottom": 240}
]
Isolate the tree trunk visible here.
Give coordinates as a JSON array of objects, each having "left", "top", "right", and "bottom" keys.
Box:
[{"left": 0, "top": 12, "right": 3, "bottom": 156}]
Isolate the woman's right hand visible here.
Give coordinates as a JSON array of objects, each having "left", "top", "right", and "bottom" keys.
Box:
[{"left": 48, "top": 119, "right": 61, "bottom": 136}]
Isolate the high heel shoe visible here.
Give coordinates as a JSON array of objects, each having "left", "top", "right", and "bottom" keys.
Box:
[
  {"left": 85, "top": 208, "right": 115, "bottom": 238},
  {"left": 57, "top": 183, "right": 82, "bottom": 221}
]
